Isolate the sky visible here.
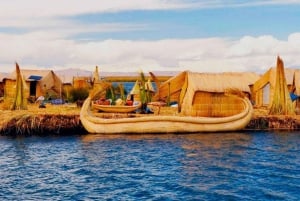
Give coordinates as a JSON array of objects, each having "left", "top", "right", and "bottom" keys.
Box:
[{"left": 1, "top": 0, "right": 300, "bottom": 74}]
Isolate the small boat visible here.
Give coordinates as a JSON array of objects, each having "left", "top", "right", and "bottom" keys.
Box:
[
  {"left": 80, "top": 71, "right": 254, "bottom": 134},
  {"left": 91, "top": 101, "right": 142, "bottom": 113}
]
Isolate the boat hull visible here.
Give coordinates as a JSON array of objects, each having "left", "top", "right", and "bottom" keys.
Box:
[
  {"left": 80, "top": 97, "right": 253, "bottom": 134},
  {"left": 92, "top": 101, "right": 141, "bottom": 113}
]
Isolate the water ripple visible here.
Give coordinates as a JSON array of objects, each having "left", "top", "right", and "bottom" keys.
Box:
[{"left": 0, "top": 132, "right": 299, "bottom": 200}]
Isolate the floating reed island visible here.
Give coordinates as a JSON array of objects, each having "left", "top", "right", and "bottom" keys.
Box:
[
  {"left": 1, "top": 102, "right": 300, "bottom": 136},
  {"left": 0, "top": 103, "right": 86, "bottom": 136},
  {"left": 2, "top": 56, "right": 300, "bottom": 136}
]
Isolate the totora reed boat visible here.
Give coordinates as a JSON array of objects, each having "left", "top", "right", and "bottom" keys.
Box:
[
  {"left": 91, "top": 101, "right": 142, "bottom": 113},
  {"left": 80, "top": 71, "right": 254, "bottom": 134},
  {"left": 80, "top": 96, "right": 253, "bottom": 133}
]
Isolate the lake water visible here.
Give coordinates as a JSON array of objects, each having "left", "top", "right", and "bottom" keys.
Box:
[{"left": 0, "top": 131, "right": 299, "bottom": 200}]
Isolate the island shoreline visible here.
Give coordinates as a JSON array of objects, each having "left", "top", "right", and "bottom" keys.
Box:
[{"left": 1, "top": 113, "right": 300, "bottom": 136}]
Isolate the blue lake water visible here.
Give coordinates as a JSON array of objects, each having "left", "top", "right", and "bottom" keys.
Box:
[{"left": 0, "top": 131, "right": 299, "bottom": 200}]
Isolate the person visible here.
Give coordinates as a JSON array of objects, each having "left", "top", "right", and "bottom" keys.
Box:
[{"left": 35, "top": 96, "right": 46, "bottom": 108}]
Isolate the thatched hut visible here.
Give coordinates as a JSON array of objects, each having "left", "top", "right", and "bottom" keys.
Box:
[
  {"left": 73, "top": 76, "right": 92, "bottom": 89},
  {"left": 3, "top": 69, "right": 62, "bottom": 103},
  {"left": 251, "top": 67, "right": 296, "bottom": 108},
  {"left": 154, "top": 71, "right": 259, "bottom": 117},
  {"left": 0, "top": 73, "right": 7, "bottom": 97},
  {"left": 129, "top": 79, "right": 156, "bottom": 103}
]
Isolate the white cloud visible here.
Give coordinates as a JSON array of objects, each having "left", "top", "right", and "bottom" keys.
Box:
[
  {"left": 1, "top": 32, "right": 300, "bottom": 74},
  {"left": 1, "top": 0, "right": 299, "bottom": 20},
  {"left": 0, "top": 0, "right": 208, "bottom": 20},
  {"left": 1, "top": 0, "right": 299, "bottom": 44}
]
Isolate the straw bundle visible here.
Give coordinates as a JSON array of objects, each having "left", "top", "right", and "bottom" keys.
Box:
[
  {"left": 92, "top": 66, "right": 100, "bottom": 83},
  {"left": 269, "top": 56, "right": 295, "bottom": 115},
  {"left": 11, "top": 63, "right": 27, "bottom": 110}
]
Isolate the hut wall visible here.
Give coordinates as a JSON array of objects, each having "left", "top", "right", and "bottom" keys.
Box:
[
  {"left": 254, "top": 89, "right": 263, "bottom": 107},
  {"left": 63, "top": 84, "right": 73, "bottom": 101},
  {"left": 262, "top": 83, "right": 271, "bottom": 106},
  {"left": 155, "top": 71, "right": 186, "bottom": 102},
  {"left": 73, "top": 77, "right": 92, "bottom": 89},
  {"left": 0, "top": 83, "right": 4, "bottom": 97},
  {"left": 253, "top": 67, "right": 296, "bottom": 109},
  {"left": 3, "top": 79, "right": 30, "bottom": 106},
  {"left": 35, "top": 82, "right": 43, "bottom": 98},
  {"left": 190, "top": 91, "right": 245, "bottom": 117},
  {"left": 39, "top": 71, "right": 62, "bottom": 96}
]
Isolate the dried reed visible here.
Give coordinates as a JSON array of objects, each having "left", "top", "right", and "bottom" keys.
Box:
[{"left": 269, "top": 56, "right": 295, "bottom": 115}]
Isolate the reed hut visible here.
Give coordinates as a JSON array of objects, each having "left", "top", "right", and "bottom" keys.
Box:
[
  {"left": 251, "top": 66, "right": 295, "bottom": 108},
  {"left": 4, "top": 69, "right": 62, "bottom": 103},
  {"left": 62, "top": 82, "right": 73, "bottom": 102},
  {"left": 73, "top": 76, "right": 92, "bottom": 89},
  {"left": 0, "top": 73, "right": 7, "bottom": 97},
  {"left": 154, "top": 71, "right": 259, "bottom": 117},
  {"left": 129, "top": 79, "right": 156, "bottom": 102}
]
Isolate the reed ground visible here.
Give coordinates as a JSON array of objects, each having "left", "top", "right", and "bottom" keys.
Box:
[
  {"left": 0, "top": 102, "right": 81, "bottom": 131},
  {"left": 1, "top": 102, "right": 300, "bottom": 132}
]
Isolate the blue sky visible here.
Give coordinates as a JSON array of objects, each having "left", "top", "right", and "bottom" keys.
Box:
[
  {"left": 72, "top": 5, "right": 300, "bottom": 40},
  {"left": 1, "top": 0, "right": 300, "bottom": 73}
]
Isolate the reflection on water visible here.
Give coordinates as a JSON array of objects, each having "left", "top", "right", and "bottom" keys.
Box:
[{"left": 0, "top": 132, "right": 299, "bottom": 200}]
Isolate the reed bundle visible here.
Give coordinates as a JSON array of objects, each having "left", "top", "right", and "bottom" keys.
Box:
[
  {"left": 269, "top": 57, "right": 295, "bottom": 115},
  {"left": 11, "top": 63, "right": 27, "bottom": 110}
]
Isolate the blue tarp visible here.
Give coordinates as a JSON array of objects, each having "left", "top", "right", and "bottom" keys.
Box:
[
  {"left": 290, "top": 93, "right": 299, "bottom": 102},
  {"left": 51, "top": 99, "right": 65, "bottom": 105},
  {"left": 28, "top": 75, "right": 42, "bottom": 81}
]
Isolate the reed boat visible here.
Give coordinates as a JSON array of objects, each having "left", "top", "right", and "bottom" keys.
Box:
[
  {"left": 91, "top": 101, "right": 142, "bottom": 113},
  {"left": 80, "top": 71, "right": 255, "bottom": 134},
  {"left": 80, "top": 96, "right": 253, "bottom": 134}
]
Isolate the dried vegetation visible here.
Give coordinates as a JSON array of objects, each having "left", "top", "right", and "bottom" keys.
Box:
[{"left": 0, "top": 103, "right": 85, "bottom": 135}]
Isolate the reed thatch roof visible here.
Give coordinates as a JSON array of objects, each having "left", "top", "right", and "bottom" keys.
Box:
[
  {"left": 157, "top": 71, "right": 259, "bottom": 101},
  {"left": 8, "top": 69, "right": 53, "bottom": 80},
  {"left": 130, "top": 80, "right": 140, "bottom": 95},
  {"left": 4, "top": 69, "right": 62, "bottom": 98},
  {"left": 179, "top": 71, "right": 259, "bottom": 114},
  {"left": 185, "top": 71, "right": 259, "bottom": 93}
]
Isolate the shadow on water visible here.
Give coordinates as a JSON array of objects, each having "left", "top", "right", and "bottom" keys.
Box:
[
  {"left": 80, "top": 132, "right": 254, "bottom": 154},
  {"left": 80, "top": 131, "right": 252, "bottom": 142}
]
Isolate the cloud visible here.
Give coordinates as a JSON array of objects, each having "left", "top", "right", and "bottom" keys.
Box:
[
  {"left": 1, "top": 0, "right": 299, "bottom": 41},
  {"left": 1, "top": 32, "right": 300, "bottom": 74},
  {"left": 1, "top": 0, "right": 299, "bottom": 20},
  {"left": 0, "top": 0, "right": 208, "bottom": 20}
]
